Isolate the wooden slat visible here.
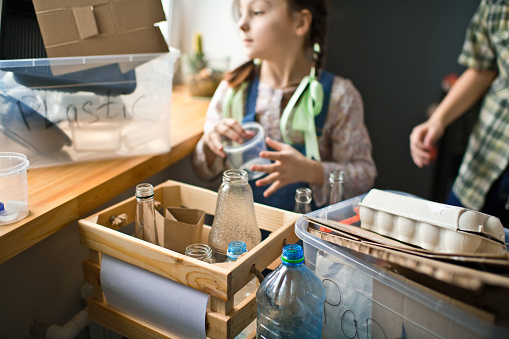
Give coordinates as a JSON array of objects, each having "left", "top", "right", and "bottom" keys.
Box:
[
  {"left": 230, "top": 290, "right": 257, "bottom": 337},
  {"left": 88, "top": 299, "right": 184, "bottom": 339},
  {"left": 79, "top": 218, "right": 230, "bottom": 300}
]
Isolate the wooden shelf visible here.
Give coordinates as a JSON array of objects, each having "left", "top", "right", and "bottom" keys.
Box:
[{"left": 0, "top": 87, "right": 209, "bottom": 265}]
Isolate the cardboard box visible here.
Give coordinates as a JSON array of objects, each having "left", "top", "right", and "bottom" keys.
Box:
[
  {"left": 78, "top": 180, "right": 300, "bottom": 338},
  {"left": 32, "top": 0, "right": 169, "bottom": 74}
]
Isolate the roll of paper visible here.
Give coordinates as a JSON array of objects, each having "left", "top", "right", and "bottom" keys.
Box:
[{"left": 101, "top": 255, "right": 209, "bottom": 339}]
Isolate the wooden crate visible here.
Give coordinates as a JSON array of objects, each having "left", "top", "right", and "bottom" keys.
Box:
[{"left": 78, "top": 180, "right": 300, "bottom": 338}]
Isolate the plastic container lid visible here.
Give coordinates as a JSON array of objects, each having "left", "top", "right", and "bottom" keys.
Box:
[
  {"left": 0, "top": 152, "right": 29, "bottom": 177},
  {"left": 222, "top": 122, "right": 264, "bottom": 154}
]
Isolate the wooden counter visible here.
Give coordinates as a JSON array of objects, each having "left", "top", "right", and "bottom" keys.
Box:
[{"left": 0, "top": 87, "right": 209, "bottom": 265}]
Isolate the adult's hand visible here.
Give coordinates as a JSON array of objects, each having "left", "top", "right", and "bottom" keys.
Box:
[{"left": 409, "top": 119, "right": 444, "bottom": 168}]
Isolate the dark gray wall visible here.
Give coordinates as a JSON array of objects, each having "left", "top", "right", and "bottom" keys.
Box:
[{"left": 325, "top": 0, "right": 480, "bottom": 199}]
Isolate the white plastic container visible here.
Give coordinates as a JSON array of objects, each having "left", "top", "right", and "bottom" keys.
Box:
[
  {"left": 223, "top": 122, "right": 271, "bottom": 180},
  {"left": 295, "top": 194, "right": 509, "bottom": 339},
  {"left": 0, "top": 50, "right": 179, "bottom": 167},
  {"left": 0, "top": 152, "right": 29, "bottom": 225}
]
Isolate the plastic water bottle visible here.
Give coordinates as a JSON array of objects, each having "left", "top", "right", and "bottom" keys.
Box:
[
  {"left": 256, "top": 244, "right": 325, "bottom": 338},
  {"left": 225, "top": 241, "right": 258, "bottom": 305},
  {"left": 226, "top": 241, "right": 258, "bottom": 338}
]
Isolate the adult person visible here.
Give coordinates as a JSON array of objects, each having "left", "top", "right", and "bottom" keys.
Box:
[{"left": 410, "top": 0, "right": 509, "bottom": 226}]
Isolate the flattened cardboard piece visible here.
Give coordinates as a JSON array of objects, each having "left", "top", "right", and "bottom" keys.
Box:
[
  {"left": 307, "top": 226, "right": 509, "bottom": 291},
  {"left": 33, "top": 0, "right": 169, "bottom": 75},
  {"left": 306, "top": 216, "right": 419, "bottom": 250},
  {"left": 163, "top": 207, "right": 205, "bottom": 254},
  {"left": 307, "top": 217, "right": 509, "bottom": 261}
]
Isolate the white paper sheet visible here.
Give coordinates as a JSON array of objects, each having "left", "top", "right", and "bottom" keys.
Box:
[{"left": 101, "top": 254, "right": 209, "bottom": 339}]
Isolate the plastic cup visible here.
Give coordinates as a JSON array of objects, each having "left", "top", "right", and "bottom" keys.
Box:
[
  {"left": 0, "top": 152, "right": 29, "bottom": 225},
  {"left": 223, "top": 122, "right": 271, "bottom": 180}
]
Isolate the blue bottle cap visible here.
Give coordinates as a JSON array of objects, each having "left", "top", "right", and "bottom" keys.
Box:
[
  {"left": 227, "top": 240, "right": 247, "bottom": 260},
  {"left": 281, "top": 244, "right": 304, "bottom": 265},
  {"left": 0, "top": 202, "right": 4, "bottom": 213}
]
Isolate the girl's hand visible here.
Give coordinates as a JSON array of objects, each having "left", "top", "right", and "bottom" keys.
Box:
[
  {"left": 202, "top": 118, "right": 254, "bottom": 158},
  {"left": 409, "top": 119, "right": 444, "bottom": 168},
  {"left": 251, "top": 137, "right": 323, "bottom": 197}
]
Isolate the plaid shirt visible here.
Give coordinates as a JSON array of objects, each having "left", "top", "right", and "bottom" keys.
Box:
[{"left": 453, "top": 0, "right": 509, "bottom": 210}]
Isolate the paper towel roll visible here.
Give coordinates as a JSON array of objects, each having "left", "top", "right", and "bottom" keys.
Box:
[{"left": 101, "top": 254, "right": 209, "bottom": 339}]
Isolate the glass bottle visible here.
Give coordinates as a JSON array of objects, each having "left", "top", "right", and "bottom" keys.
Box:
[
  {"left": 256, "top": 244, "right": 325, "bottom": 338},
  {"left": 328, "top": 170, "right": 345, "bottom": 205},
  {"left": 135, "top": 183, "right": 158, "bottom": 245},
  {"left": 209, "top": 169, "right": 261, "bottom": 263},
  {"left": 185, "top": 243, "right": 214, "bottom": 263},
  {"left": 294, "top": 187, "right": 312, "bottom": 214},
  {"left": 226, "top": 241, "right": 258, "bottom": 339}
]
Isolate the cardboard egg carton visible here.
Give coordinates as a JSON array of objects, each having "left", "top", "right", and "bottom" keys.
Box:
[{"left": 358, "top": 189, "right": 507, "bottom": 255}]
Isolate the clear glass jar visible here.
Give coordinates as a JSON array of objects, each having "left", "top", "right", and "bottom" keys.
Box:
[
  {"left": 209, "top": 169, "right": 261, "bottom": 262},
  {"left": 185, "top": 243, "right": 214, "bottom": 263},
  {"left": 294, "top": 187, "right": 312, "bottom": 214},
  {"left": 328, "top": 170, "right": 345, "bottom": 205},
  {"left": 135, "top": 183, "right": 158, "bottom": 245}
]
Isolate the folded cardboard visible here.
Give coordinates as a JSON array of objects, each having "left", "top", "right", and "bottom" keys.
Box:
[
  {"left": 32, "top": 0, "right": 169, "bottom": 75},
  {"left": 160, "top": 206, "right": 205, "bottom": 254}
]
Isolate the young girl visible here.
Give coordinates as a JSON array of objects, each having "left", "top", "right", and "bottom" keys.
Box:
[{"left": 192, "top": 0, "right": 377, "bottom": 211}]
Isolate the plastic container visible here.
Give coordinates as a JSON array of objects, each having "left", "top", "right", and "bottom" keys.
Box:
[
  {"left": 223, "top": 122, "right": 271, "bottom": 180},
  {"left": 295, "top": 194, "right": 509, "bottom": 339},
  {"left": 0, "top": 50, "right": 179, "bottom": 168},
  {"left": 256, "top": 244, "right": 325, "bottom": 338},
  {"left": 0, "top": 152, "right": 29, "bottom": 225}
]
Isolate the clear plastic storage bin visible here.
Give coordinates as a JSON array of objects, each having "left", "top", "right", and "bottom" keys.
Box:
[
  {"left": 0, "top": 49, "right": 179, "bottom": 167},
  {"left": 295, "top": 194, "right": 509, "bottom": 339}
]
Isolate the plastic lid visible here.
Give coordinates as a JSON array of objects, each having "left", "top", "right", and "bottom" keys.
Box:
[
  {"left": 227, "top": 240, "right": 247, "bottom": 260},
  {"left": 0, "top": 152, "right": 29, "bottom": 177},
  {"left": 222, "top": 122, "right": 264, "bottom": 153},
  {"left": 281, "top": 244, "right": 304, "bottom": 265}
]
